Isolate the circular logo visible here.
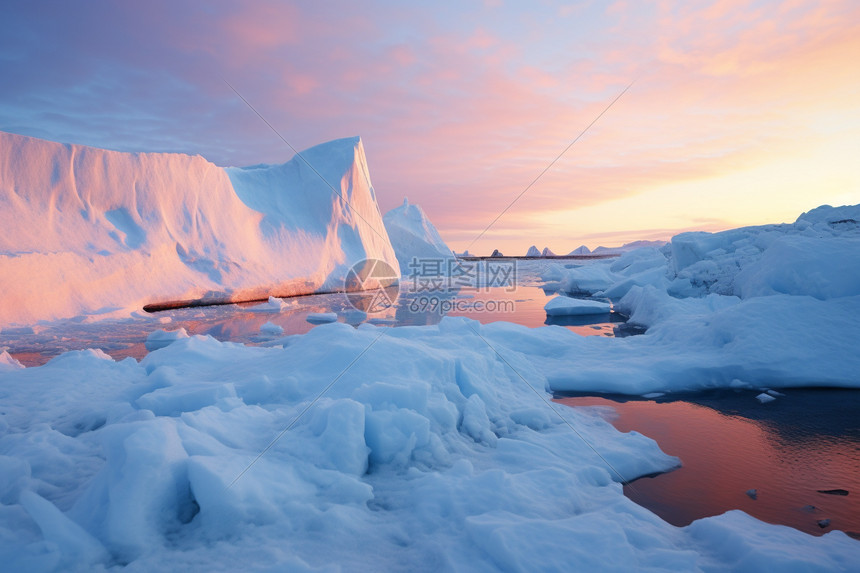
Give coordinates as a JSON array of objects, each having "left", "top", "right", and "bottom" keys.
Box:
[{"left": 344, "top": 258, "right": 400, "bottom": 312}]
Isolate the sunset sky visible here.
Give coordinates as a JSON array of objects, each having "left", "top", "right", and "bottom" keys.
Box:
[{"left": 2, "top": 1, "right": 858, "bottom": 254}]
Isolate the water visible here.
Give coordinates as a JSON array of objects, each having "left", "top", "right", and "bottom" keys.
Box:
[
  {"left": 2, "top": 260, "right": 631, "bottom": 366},
  {"left": 556, "top": 390, "right": 860, "bottom": 538}
]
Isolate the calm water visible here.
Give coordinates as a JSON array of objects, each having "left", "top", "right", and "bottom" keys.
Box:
[
  {"left": 2, "top": 260, "right": 631, "bottom": 366},
  {"left": 556, "top": 391, "right": 860, "bottom": 538}
]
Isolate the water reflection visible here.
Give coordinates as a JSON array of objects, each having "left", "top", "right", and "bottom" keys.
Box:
[
  {"left": 2, "top": 281, "right": 632, "bottom": 366},
  {"left": 556, "top": 390, "right": 860, "bottom": 538}
]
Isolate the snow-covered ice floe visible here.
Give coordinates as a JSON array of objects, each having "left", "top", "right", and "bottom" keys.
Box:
[
  {"left": 2, "top": 318, "right": 858, "bottom": 571},
  {"left": 306, "top": 312, "right": 338, "bottom": 324},
  {"left": 544, "top": 296, "right": 612, "bottom": 316},
  {"left": 259, "top": 321, "right": 284, "bottom": 336},
  {"left": 533, "top": 204, "right": 860, "bottom": 394},
  {"left": 0, "top": 132, "right": 398, "bottom": 326}
]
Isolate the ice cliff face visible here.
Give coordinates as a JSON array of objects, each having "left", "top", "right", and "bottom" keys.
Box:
[{"left": 0, "top": 132, "right": 398, "bottom": 325}]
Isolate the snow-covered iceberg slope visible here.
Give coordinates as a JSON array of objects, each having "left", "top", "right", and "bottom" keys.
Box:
[
  {"left": 383, "top": 198, "right": 453, "bottom": 273},
  {"left": 0, "top": 132, "right": 398, "bottom": 325}
]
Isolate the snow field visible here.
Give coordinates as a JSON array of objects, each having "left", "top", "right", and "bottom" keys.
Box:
[{"left": 2, "top": 316, "right": 858, "bottom": 570}]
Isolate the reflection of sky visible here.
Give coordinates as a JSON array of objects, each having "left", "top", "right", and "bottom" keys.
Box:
[
  {"left": 3, "top": 1, "right": 859, "bottom": 254},
  {"left": 557, "top": 393, "right": 860, "bottom": 537}
]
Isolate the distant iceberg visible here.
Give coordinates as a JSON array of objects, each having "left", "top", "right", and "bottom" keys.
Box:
[{"left": 568, "top": 245, "right": 591, "bottom": 255}]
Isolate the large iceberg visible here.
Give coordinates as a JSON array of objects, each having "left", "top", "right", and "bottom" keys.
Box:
[{"left": 0, "top": 132, "right": 398, "bottom": 325}]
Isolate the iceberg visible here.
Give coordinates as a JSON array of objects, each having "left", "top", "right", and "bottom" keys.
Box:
[
  {"left": 526, "top": 245, "right": 541, "bottom": 257},
  {"left": 383, "top": 198, "right": 453, "bottom": 275},
  {"left": 0, "top": 132, "right": 398, "bottom": 326}
]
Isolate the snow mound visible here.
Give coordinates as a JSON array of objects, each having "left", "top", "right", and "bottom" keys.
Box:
[
  {"left": 544, "top": 296, "right": 611, "bottom": 316},
  {"left": 0, "top": 132, "right": 398, "bottom": 326},
  {"left": 383, "top": 198, "right": 453, "bottom": 275}
]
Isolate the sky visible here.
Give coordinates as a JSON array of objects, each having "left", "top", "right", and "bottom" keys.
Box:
[{"left": 1, "top": 1, "right": 859, "bottom": 255}]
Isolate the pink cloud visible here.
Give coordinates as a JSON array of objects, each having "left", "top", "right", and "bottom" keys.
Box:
[{"left": 4, "top": 1, "right": 858, "bottom": 255}]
